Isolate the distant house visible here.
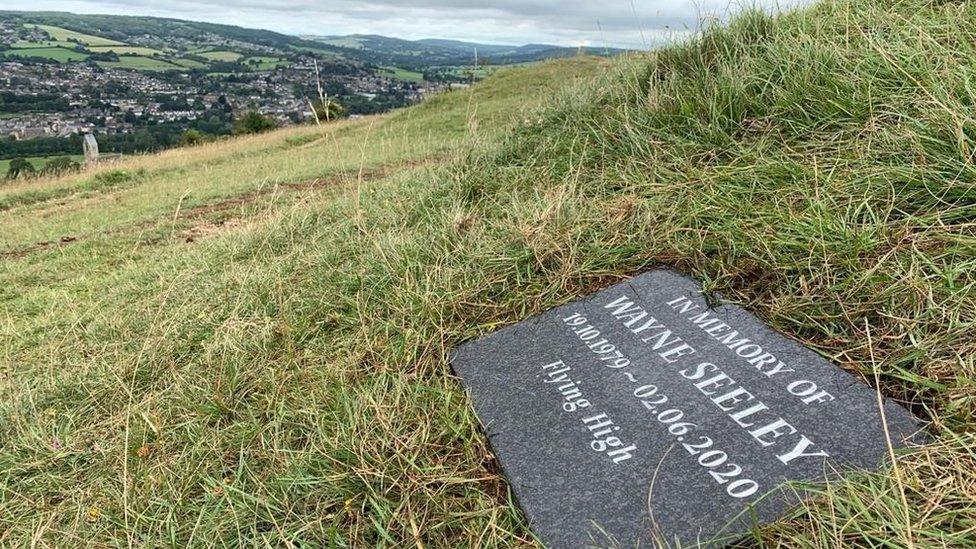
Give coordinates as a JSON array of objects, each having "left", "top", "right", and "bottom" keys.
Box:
[{"left": 13, "top": 127, "right": 49, "bottom": 140}]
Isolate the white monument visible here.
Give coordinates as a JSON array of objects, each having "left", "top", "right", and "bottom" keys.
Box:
[{"left": 83, "top": 133, "right": 99, "bottom": 166}]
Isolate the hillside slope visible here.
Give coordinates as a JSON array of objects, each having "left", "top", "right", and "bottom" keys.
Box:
[
  {"left": 0, "top": 11, "right": 334, "bottom": 53},
  {"left": 0, "top": 57, "right": 606, "bottom": 546},
  {"left": 2, "top": 0, "right": 975, "bottom": 547}
]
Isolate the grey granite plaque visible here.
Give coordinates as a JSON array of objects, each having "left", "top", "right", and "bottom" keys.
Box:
[{"left": 451, "top": 269, "right": 924, "bottom": 548}]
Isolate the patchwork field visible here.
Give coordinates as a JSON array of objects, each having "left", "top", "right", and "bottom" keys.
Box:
[
  {"left": 3, "top": 23, "right": 246, "bottom": 73},
  {"left": 26, "top": 23, "right": 124, "bottom": 46},
  {"left": 317, "top": 36, "right": 365, "bottom": 49},
  {"left": 171, "top": 57, "right": 208, "bottom": 69},
  {"left": 2, "top": 46, "right": 88, "bottom": 62},
  {"left": 198, "top": 50, "right": 244, "bottom": 62},
  {"left": 88, "top": 45, "right": 164, "bottom": 56},
  {"left": 380, "top": 66, "right": 425, "bottom": 81}
]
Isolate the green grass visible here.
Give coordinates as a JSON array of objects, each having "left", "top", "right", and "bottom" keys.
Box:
[
  {"left": 441, "top": 62, "right": 536, "bottom": 80},
  {"left": 88, "top": 45, "right": 163, "bottom": 56},
  {"left": 171, "top": 58, "right": 209, "bottom": 69},
  {"left": 380, "top": 66, "right": 425, "bottom": 82},
  {"left": 9, "top": 40, "right": 67, "bottom": 48},
  {"left": 442, "top": 66, "right": 494, "bottom": 79},
  {"left": 26, "top": 23, "right": 124, "bottom": 46},
  {"left": 198, "top": 50, "right": 244, "bottom": 62},
  {"left": 0, "top": 155, "right": 84, "bottom": 174},
  {"left": 2, "top": 0, "right": 975, "bottom": 546},
  {"left": 317, "top": 37, "right": 365, "bottom": 49},
  {"left": 1, "top": 46, "right": 88, "bottom": 62},
  {"left": 97, "top": 56, "right": 182, "bottom": 71}
]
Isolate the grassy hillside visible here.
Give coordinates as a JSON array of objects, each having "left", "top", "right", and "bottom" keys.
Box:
[
  {"left": 0, "top": 12, "right": 350, "bottom": 74},
  {"left": 0, "top": 58, "right": 605, "bottom": 546},
  {"left": 1, "top": 0, "right": 975, "bottom": 547}
]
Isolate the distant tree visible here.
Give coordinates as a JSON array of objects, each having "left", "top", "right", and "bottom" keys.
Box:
[
  {"left": 6, "top": 158, "right": 36, "bottom": 180},
  {"left": 234, "top": 111, "right": 277, "bottom": 135},
  {"left": 182, "top": 129, "right": 205, "bottom": 146},
  {"left": 159, "top": 98, "right": 191, "bottom": 111},
  {"left": 40, "top": 156, "right": 81, "bottom": 176},
  {"left": 197, "top": 114, "right": 230, "bottom": 135},
  {"left": 216, "top": 95, "right": 233, "bottom": 113},
  {"left": 312, "top": 97, "right": 348, "bottom": 123}
]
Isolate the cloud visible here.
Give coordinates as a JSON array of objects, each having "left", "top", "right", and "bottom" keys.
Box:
[{"left": 1, "top": 0, "right": 807, "bottom": 49}]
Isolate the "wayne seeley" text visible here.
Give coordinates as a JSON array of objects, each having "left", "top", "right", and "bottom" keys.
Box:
[{"left": 602, "top": 294, "right": 830, "bottom": 467}]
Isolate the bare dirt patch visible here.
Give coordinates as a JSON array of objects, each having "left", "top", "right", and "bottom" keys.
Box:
[
  {"left": 0, "top": 156, "right": 445, "bottom": 260},
  {"left": 181, "top": 219, "right": 242, "bottom": 243}
]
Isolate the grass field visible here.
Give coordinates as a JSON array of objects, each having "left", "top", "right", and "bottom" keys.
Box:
[
  {"left": 26, "top": 23, "right": 125, "bottom": 46},
  {"left": 1, "top": 46, "right": 88, "bottom": 62},
  {"left": 172, "top": 58, "right": 208, "bottom": 69},
  {"left": 0, "top": 155, "right": 85, "bottom": 175},
  {"left": 9, "top": 40, "right": 66, "bottom": 48},
  {"left": 88, "top": 45, "right": 163, "bottom": 56},
  {"left": 97, "top": 56, "right": 182, "bottom": 71},
  {"left": 1, "top": 0, "right": 974, "bottom": 546},
  {"left": 198, "top": 50, "right": 244, "bottom": 62},
  {"left": 317, "top": 36, "right": 365, "bottom": 49},
  {"left": 380, "top": 66, "right": 425, "bottom": 82},
  {"left": 441, "top": 62, "right": 537, "bottom": 80}
]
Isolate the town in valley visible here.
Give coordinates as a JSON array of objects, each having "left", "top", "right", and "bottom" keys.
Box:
[{"left": 0, "top": 11, "right": 621, "bottom": 174}]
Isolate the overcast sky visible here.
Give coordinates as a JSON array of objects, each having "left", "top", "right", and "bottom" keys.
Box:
[{"left": 2, "top": 1, "right": 806, "bottom": 49}]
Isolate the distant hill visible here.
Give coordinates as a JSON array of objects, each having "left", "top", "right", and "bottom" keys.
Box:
[
  {"left": 0, "top": 10, "right": 362, "bottom": 78},
  {"left": 306, "top": 34, "right": 628, "bottom": 69},
  {"left": 0, "top": 10, "right": 339, "bottom": 55},
  {"left": 0, "top": 11, "right": 626, "bottom": 73}
]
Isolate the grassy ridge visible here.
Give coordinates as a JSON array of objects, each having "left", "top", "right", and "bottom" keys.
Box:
[
  {"left": 3, "top": 46, "right": 88, "bottom": 62},
  {"left": 1, "top": 0, "right": 975, "bottom": 546}
]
